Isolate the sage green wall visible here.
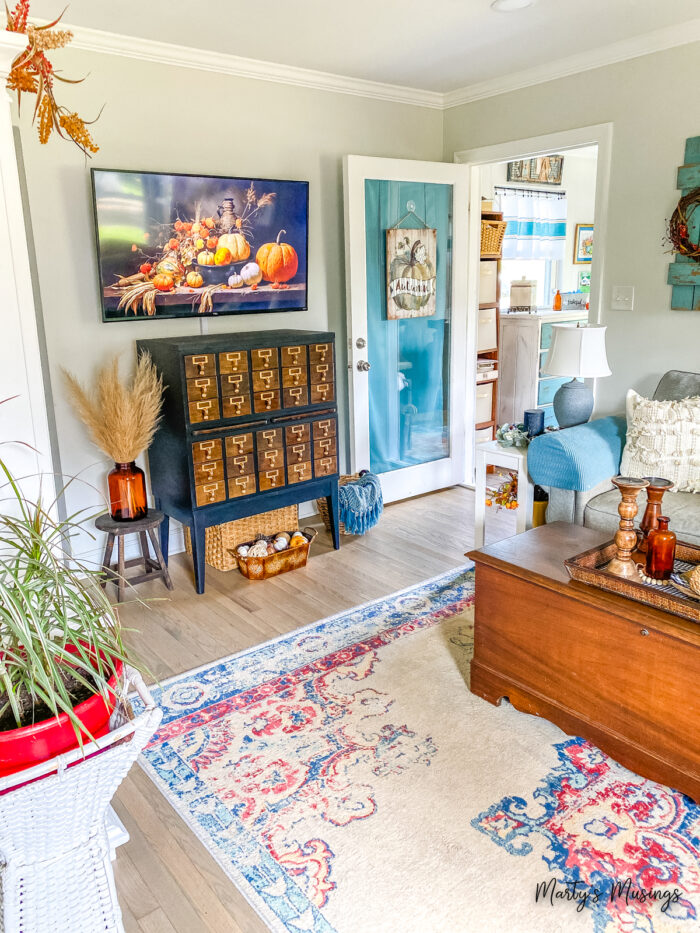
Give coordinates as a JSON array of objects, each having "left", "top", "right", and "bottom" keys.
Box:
[
  {"left": 16, "top": 49, "right": 443, "bottom": 559},
  {"left": 443, "top": 42, "right": 700, "bottom": 417}
]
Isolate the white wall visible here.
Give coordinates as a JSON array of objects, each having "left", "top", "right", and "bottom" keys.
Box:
[
  {"left": 444, "top": 42, "right": 700, "bottom": 418},
  {"left": 14, "top": 49, "right": 443, "bottom": 560}
]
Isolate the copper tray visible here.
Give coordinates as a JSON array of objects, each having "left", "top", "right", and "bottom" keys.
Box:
[
  {"left": 564, "top": 538, "right": 700, "bottom": 624},
  {"left": 232, "top": 528, "right": 317, "bottom": 581}
]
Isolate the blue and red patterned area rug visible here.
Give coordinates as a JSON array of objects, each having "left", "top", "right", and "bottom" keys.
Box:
[{"left": 139, "top": 567, "right": 700, "bottom": 933}]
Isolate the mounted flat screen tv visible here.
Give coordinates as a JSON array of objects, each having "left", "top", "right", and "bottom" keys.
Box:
[{"left": 91, "top": 169, "right": 309, "bottom": 322}]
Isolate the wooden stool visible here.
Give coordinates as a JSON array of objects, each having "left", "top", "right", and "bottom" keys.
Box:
[{"left": 96, "top": 510, "right": 173, "bottom": 603}]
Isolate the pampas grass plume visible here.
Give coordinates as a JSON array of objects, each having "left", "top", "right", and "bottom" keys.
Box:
[{"left": 63, "top": 353, "right": 164, "bottom": 463}]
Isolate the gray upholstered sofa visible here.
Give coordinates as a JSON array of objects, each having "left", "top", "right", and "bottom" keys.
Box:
[{"left": 528, "top": 370, "right": 700, "bottom": 547}]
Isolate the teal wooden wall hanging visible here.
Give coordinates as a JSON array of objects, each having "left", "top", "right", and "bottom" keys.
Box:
[{"left": 668, "top": 135, "right": 700, "bottom": 311}]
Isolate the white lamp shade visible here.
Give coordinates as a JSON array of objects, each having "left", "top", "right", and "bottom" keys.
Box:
[{"left": 543, "top": 324, "right": 611, "bottom": 378}]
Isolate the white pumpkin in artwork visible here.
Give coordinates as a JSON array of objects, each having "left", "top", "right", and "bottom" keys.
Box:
[
  {"left": 239, "top": 262, "right": 262, "bottom": 287},
  {"left": 228, "top": 272, "right": 244, "bottom": 288}
]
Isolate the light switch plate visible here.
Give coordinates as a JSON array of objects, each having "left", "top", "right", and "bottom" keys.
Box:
[{"left": 612, "top": 285, "right": 635, "bottom": 311}]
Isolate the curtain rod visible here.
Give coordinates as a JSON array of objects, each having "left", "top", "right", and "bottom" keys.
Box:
[{"left": 494, "top": 185, "right": 566, "bottom": 196}]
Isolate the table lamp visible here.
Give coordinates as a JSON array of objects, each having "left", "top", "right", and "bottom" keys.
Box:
[{"left": 543, "top": 323, "right": 611, "bottom": 428}]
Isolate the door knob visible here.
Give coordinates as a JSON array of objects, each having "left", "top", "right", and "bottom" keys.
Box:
[
  {"left": 356, "top": 338, "right": 367, "bottom": 349},
  {"left": 357, "top": 360, "right": 371, "bottom": 372}
]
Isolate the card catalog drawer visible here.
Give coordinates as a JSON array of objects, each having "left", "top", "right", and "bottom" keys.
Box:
[
  {"left": 226, "top": 454, "right": 255, "bottom": 477},
  {"left": 195, "top": 480, "right": 225, "bottom": 507},
  {"left": 475, "top": 426, "right": 494, "bottom": 445},
  {"left": 314, "top": 456, "right": 337, "bottom": 477},
  {"left": 310, "top": 382, "right": 334, "bottom": 405},
  {"left": 257, "top": 428, "right": 283, "bottom": 450},
  {"left": 228, "top": 474, "right": 256, "bottom": 499},
  {"left": 476, "top": 307, "right": 497, "bottom": 353},
  {"left": 310, "top": 362, "right": 333, "bottom": 384},
  {"left": 288, "top": 462, "right": 312, "bottom": 485},
  {"left": 259, "top": 468, "right": 285, "bottom": 491},
  {"left": 253, "top": 390, "right": 281, "bottom": 413},
  {"left": 186, "top": 377, "right": 217, "bottom": 401},
  {"left": 309, "top": 343, "right": 331, "bottom": 363},
  {"left": 312, "top": 418, "right": 336, "bottom": 439},
  {"left": 221, "top": 395, "right": 252, "bottom": 419},
  {"left": 252, "top": 369, "right": 280, "bottom": 392},
  {"left": 192, "top": 439, "right": 222, "bottom": 463},
  {"left": 220, "top": 372, "right": 250, "bottom": 396},
  {"left": 257, "top": 447, "right": 284, "bottom": 471},
  {"left": 193, "top": 459, "right": 224, "bottom": 485},
  {"left": 281, "top": 345, "right": 307, "bottom": 367},
  {"left": 185, "top": 354, "right": 216, "bottom": 378},
  {"left": 286, "top": 423, "right": 310, "bottom": 445},
  {"left": 224, "top": 432, "right": 254, "bottom": 457},
  {"left": 218, "top": 351, "right": 248, "bottom": 374},
  {"left": 479, "top": 260, "right": 498, "bottom": 306},
  {"left": 282, "top": 366, "right": 307, "bottom": 387},
  {"left": 283, "top": 386, "right": 309, "bottom": 409},
  {"left": 287, "top": 442, "right": 311, "bottom": 464},
  {"left": 313, "top": 436, "right": 337, "bottom": 459},
  {"left": 475, "top": 383, "right": 493, "bottom": 424},
  {"left": 189, "top": 399, "right": 220, "bottom": 424},
  {"left": 251, "top": 347, "right": 279, "bottom": 370}
]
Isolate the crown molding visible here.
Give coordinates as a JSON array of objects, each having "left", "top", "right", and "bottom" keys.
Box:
[
  {"left": 443, "top": 19, "right": 700, "bottom": 108},
  {"left": 51, "top": 18, "right": 700, "bottom": 112},
  {"left": 62, "top": 24, "right": 444, "bottom": 109}
]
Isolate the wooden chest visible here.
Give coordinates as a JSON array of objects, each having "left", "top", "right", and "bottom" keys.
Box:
[{"left": 137, "top": 330, "right": 341, "bottom": 593}]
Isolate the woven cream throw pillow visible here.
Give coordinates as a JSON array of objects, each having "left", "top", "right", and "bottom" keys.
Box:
[{"left": 620, "top": 389, "right": 700, "bottom": 492}]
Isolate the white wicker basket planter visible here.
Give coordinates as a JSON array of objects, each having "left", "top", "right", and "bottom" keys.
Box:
[{"left": 0, "top": 668, "right": 161, "bottom": 933}]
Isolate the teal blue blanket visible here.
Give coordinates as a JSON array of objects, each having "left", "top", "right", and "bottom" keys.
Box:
[{"left": 339, "top": 472, "right": 383, "bottom": 535}]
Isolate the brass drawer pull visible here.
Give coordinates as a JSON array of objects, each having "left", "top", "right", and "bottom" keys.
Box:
[{"left": 640, "top": 629, "right": 650, "bottom": 637}]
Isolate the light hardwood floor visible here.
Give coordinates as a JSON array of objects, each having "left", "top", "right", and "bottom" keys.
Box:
[{"left": 113, "top": 485, "right": 513, "bottom": 933}]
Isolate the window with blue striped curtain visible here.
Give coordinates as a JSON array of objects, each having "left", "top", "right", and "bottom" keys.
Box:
[{"left": 497, "top": 187, "right": 567, "bottom": 261}]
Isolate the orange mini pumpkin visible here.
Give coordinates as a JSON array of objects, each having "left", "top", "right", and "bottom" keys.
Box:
[
  {"left": 152, "top": 273, "right": 174, "bottom": 291},
  {"left": 186, "top": 270, "right": 204, "bottom": 288},
  {"left": 214, "top": 247, "right": 233, "bottom": 266},
  {"left": 197, "top": 251, "right": 215, "bottom": 266},
  {"left": 256, "top": 230, "right": 298, "bottom": 284}
]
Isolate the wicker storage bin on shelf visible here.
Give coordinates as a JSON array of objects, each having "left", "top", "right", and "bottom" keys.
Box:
[
  {"left": 317, "top": 473, "right": 360, "bottom": 536},
  {"left": 481, "top": 219, "right": 507, "bottom": 257},
  {"left": 184, "top": 504, "right": 298, "bottom": 572}
]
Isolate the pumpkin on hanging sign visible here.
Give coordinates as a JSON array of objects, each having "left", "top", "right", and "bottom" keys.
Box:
[
  {"left": 218, "top": 233, "right": 250, "bottom": 262},
  {"left": 152, "top": 273, "right": 174, "bottom": 291},
  {"left": 389, "top": 238, "right": 435, "bottom": 312},
  {"left": 256, "top": 230, "right": 298, "bottom": 285},
  {"left": 214, "top": 247, "right": 233, "bottom": 266},
  {"left": 197, "top": 251, "right": 215, "bottom": 266},
  {"left": 186, "top": 270, "right": 204, "bottom": 288},
  {"left": 239, "top": 262, "right": 262, "bottom": 286}
]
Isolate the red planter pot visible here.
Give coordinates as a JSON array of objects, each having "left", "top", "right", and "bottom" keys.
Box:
[{"left": 0, "top": 652, "right": 124, "bottom": 778}]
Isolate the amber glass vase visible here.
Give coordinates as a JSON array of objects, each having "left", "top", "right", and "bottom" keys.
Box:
[
  {"left": 645, "top": 516, "right": 676, "bottom": 581},
  {"left": 108, "top": 462, "right": 147, "bottom": 521}
]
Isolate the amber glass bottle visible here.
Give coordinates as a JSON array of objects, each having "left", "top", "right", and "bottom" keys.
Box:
[
  {"left": 108, "top": 462, "right": 147, "bottom": 521},
  {"left": 645, "top": 516, "right": 676, "bottom": 581},
  {"left": 553, "top": 289, "right": 562, "bottom": 311}
]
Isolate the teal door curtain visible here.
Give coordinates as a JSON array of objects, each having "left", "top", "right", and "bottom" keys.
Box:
[
  {"left": 364, "top": 179, "right": 452, "bottom": 475},
  {"left": 496, "top": 187, "right": 567, "bottom": 261}
]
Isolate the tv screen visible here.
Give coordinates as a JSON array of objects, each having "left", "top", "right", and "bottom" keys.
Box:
[{"left": 91, "top": 169, "right": 309, "bottom": 322}]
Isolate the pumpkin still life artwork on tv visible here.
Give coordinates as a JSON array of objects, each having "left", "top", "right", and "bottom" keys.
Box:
[
  {"left": 92, "top": 169, "right": 309, "bottom": 321},
  {"left": 386, "top": 228, "right": 437, "bottom": 319}
]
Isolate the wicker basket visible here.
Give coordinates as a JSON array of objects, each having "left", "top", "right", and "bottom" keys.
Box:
[
  {"left": 481, "top": 219, "right": 507, "bottom": 257},
  {"left": 316, "top": 473, "right": 360, "bottom": 536},
  {"left": 184, "top": 504, "right": 298, "bottom": 571}
]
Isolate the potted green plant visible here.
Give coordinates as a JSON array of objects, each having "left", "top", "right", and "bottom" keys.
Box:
[{"left": 0, "top": 456, "right": 133, "bottom": 776}]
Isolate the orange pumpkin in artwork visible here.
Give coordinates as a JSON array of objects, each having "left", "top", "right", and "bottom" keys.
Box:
[
  {"left": 214, "top": 247, "right": 233, "bottom": 266},
  {"left": 186, "top": 270, "right": 204, "bottom": 288},
  {"left": 152, "top": 273, "right": 174, "bottom": 291},
  {"left": 218, "top": 233, "right": 250, "bottom": 262},
  {"left": 256, "top": 230, "right": 298, "bottom": 284},
  {"left": 197, "top": 251, "right": 215, "bottom": 266}
]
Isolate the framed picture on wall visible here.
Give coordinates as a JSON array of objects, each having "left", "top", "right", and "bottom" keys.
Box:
[
  {"left": 91, "top": 168, "right": 309, "bottom": 321},
  {"left": 573, "top": 223, "right": 594, "bottom": 264},
  {"left": 506, "top": 155, "right": 564, "bottom": 185},
  {"left": 578, "top": 270, "right": 591, "bottom": 292},
  {"left": 385, "top": 228, "right": 437, "bottom": 319}
]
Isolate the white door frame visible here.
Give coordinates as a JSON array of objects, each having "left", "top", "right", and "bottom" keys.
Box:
[
  {"left": 343, "top": 155, "right": 473, "bottom": 503},
  {"left": 454, "top": 123, "right": 613, "bottom": 482}
]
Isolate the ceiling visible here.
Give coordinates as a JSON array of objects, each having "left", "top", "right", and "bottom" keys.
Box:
[{"left": 30, "top": 0, "right": 700, "bottom": 94}]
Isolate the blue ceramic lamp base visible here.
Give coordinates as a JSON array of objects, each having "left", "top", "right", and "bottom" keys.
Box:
[{"left": 552, "top": 378, "right": 594, "bottom": 428}]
